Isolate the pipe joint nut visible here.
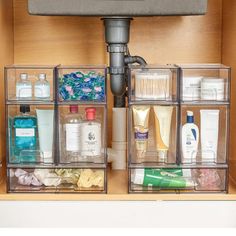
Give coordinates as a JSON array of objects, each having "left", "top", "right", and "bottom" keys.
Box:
[
  {"left": 107, "top": 45, "right": 127, "bottom": 53},
  {"left": 109, "top": 67, "right": 125, "bottom": 74}
]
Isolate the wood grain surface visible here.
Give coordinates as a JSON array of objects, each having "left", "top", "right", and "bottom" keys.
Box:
[{"left": 0, "top": 0, "right": 13, "bottom": 165}]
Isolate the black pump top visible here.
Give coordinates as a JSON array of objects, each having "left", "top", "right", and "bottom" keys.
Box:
[{"left": 20, "top": 105, "right": 30, "bottom": 113}]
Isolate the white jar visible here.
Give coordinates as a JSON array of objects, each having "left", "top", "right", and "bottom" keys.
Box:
[{"left": 201, "top": 77, "right": 225, "bottom": 101}]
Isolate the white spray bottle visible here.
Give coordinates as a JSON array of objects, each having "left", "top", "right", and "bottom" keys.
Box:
[{"left": 181, "top": 111, "right": 199, "bottom": 163}]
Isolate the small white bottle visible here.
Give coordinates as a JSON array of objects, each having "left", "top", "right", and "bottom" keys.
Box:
[
  {"left": 80, "top": 108, "right": 101, "bottom": 158},
  {"left": 181, "top": 111, "right": 199, "bottom": 163},
  {"left": 64, "top": 105, "right": 81, "bottom": 162},
  {"left": 16, "top": 73, "right": 32, "bottom": 99},
  {"left": 34, "top": 73, "right": 50, "bottom": 99}
]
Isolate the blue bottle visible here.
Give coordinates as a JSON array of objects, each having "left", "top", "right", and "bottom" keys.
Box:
[{"left": 13, "top": 105, "right": 37, "bottom": 163}]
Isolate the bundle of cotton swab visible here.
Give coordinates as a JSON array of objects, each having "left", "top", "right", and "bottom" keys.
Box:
[{"left": 134, "top": 69, "right": 171, "bottom": 100}]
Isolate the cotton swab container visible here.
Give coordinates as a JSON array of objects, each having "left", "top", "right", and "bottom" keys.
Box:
[{"left": 134, "top": 69, "right": 171, "bottom": 100}]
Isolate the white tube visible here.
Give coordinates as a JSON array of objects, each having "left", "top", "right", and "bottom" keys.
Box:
[
  {"left": 36, "top": 109, "right": 54, "bottom": 163},
  {"left": 111, "top": 108, "right": 127, "bottom": 170},
  {"left": 153, "top": 106, "right": 173, "bottom": 161},
  {"left": 200, "top": 110, "right": 219, "bottom": 162}
]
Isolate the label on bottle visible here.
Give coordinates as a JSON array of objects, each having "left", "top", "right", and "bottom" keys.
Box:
[
  {"left": 134, "top": 130, "right": 148, "bottom": 155},
  {"left": 134, "top": 131, "right": 148, "bottom": 140},
  {"left": 182, "top": 125, "right": 199, "bottom": 163},
  {"left": 80, "top": 123, "right": 101, "bottom": 156},
  {"left": 65, "top": 123, "right": 80, "bottom": 151},
  {"left": 34, "top": 84, "right": 50, "bottom": 98},
  {"left": 16, "top": 85, "right": 32, "bottom": 98},
  {"left": 15, "top": 128, "right": 35, "bottom": 137}
]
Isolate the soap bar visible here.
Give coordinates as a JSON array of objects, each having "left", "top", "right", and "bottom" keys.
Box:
[{"left": 59, "top": 71, "right": 105, "bottom": 101}]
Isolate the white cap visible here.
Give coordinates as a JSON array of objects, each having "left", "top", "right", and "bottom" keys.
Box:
[
  {"left": 20, "top": 73, "right": 28, "bottom": 80},
  {"left": 157, "top": 150, "right": 167, "bottom": 160},
  {"left": 131, "top": 169, "right": 145, "bottom": 185},
  {"left": 39, "top": 73, "right": 46, "bottom": 80},
  {"left": 182, "top": 169, "right": 192, "bottom": 177},
  {"left": 187, "top": 111, "right": 193, "bottom": 116},
  {"left": 40, "top": 151, "right": 52, "bottom": 163},
  {"left": 182, "top": 169, "right": 197, "bottom": 188},
  {"left": 185, "top": 179, "right": 196, "bottom": 188}
]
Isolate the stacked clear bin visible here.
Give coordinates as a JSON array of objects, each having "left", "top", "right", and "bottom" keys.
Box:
[
  {"left": 178, "top": 64, "right": 230, "bottom": 193},
  {"left": 128, "top": 64, "right": 230, "bottom": 193},
  {"left": 5, "top": 65, "right": 107, "bottom": 193}
]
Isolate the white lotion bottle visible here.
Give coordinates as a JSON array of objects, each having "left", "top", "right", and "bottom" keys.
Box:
[
  {"left": 80, "top": 108, "right": 101, "bottom": 158},
  {"left": 181, "top": 111, "right": 199, "bottom": 163}
]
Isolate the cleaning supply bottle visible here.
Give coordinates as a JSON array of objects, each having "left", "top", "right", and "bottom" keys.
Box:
[
  {"left": 181, "top": 111, "right": 199, "bottom": 163},
  {"left": 63, "top": 105, "right": 82, "bottom": 162},
  {"left": 80, "top": 108, "right": 101, "bottom": 158}
]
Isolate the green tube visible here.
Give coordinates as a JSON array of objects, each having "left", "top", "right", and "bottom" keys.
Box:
[{"left": 131, "top": 169, "right": 195, "bottom": 189}]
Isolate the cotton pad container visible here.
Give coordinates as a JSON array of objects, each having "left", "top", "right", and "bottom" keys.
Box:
[{"left": 201, "top": 77, "right": 225, "bottom": 101}]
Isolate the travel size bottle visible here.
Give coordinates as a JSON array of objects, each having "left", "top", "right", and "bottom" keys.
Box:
[
  {"left": 13, "top": 105, "right": 37, "bottom": 163},
  {"left": 80, "top": 108, "right": 101, "bottom": 158},
  {"left": 16, "top": 73, "right": 32, "bottom": 99},
  {"left": 64, "top": 105, "right": 82, "bottom": 161},
  {"left": 34, "top": 73, "right": 50, "bottom": 99}
]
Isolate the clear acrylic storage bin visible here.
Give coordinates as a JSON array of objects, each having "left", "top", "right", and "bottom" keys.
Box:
[
  {"left": 58, "top": 105, "right": 107, "bottom": 165},
  {"left": 128, "top": 104, "right": 178, "bottom": 165},
  {"left": 57, "top": 66, "right": 106, "bottom": 103},
  {"left": 179, "top": 64, "right": 230, "bottom": 103},
  {"left": 7, "top": 104, "right": 56, "bottom": 164},
  {"left": 180, "top": 105, "right": 229, "bottom": 164},
  {"left": 129, "top": 168, "right": 227, "bottom": 193},
  {"left": 5, "top": 65, "right": 55, "bottom": 102},
  {"left": 128, "top": 65, "right": 178, "bottom": 103},
  {"left": 8, "top": 168, "right": 106, "bottom": 193}
]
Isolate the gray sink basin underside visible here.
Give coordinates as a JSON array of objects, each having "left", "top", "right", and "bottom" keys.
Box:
[{"left": 28, "top": 0, "right": 208, "bottom": 16}]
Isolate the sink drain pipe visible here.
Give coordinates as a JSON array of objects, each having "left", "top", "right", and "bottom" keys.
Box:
[{"left": 103, "top": 17, "right": 147, "bottom": 169}]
